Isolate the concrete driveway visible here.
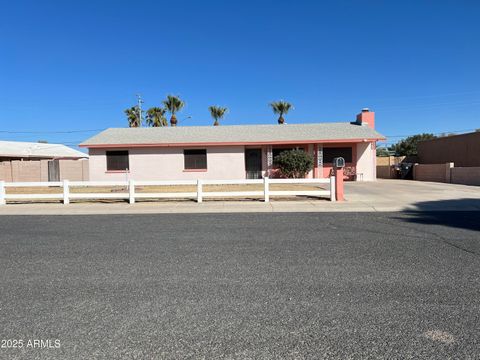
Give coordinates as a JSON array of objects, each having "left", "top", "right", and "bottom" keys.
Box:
[{"left": 345, "top": 179, "right": 480, "bottom": 211}]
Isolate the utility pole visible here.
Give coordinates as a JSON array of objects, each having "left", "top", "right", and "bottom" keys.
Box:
[{"left": 136, "top": 94, "right": 144, "bottom": 127}]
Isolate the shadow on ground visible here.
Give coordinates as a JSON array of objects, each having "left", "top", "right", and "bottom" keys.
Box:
[{"left": 401, "top": 199, "right": 480, "bottom": 232}]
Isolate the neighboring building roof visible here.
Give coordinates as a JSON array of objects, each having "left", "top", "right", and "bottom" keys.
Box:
[
  {"left": 80, "top": 122, "right": 385, "bottom": 148},
  {"left": 0, "top": 140, "right": 88, "bottom": 159}
]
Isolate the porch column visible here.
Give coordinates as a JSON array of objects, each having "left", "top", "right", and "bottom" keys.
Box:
[{"left": 315, "top": 144, "right": 323, "bottom": 178}]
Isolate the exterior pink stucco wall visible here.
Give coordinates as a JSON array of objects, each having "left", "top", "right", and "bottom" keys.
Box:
[
  {"left": 88, "top": 142, "right": 377, "bottom": 181},
  {"left": 355, "top": 142, "right": 376, "bottom": 181},
  {"left": 88, "top": 146, "right": 246, "bottom": 181}
]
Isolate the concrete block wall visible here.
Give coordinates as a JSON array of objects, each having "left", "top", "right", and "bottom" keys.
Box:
[
  {"left": 413, "top": 163, "right": 452, "bottom": 183},
  {"left": 0, "top": 159, "right": 89, "bottom": 182},
  {"left": 451, "top": 167, "right": 480, "bottom": 186},
  {"left": 10, "top": 161, "right": 45, "bottom": 182},
  {"left": 59, "top": 159, "right": 89, "bottom": 181},
  {"left": 414, "top": 162, "right": 480, "bottom": 186},
  {"left": 0, "top": 162, "right": 13, "bottom": 182}
]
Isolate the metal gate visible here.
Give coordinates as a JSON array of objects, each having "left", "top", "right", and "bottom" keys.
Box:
[
  {"left": 48, "top": 160, "right": 60, "bottom": 181},
  {"left": 245, "top": 149, "right": 263, "bottom": 179}
]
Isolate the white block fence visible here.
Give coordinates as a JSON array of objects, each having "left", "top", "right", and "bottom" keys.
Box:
[{"left": 0, "top": 177, "right": 336, "bottom": 205}]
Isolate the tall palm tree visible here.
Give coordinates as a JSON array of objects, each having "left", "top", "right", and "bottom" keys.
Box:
[
  {"left": 270, "top": 100, "right": 293, "bottom": 124},
  {"left": 146, "top": 107, "right": 168, "bottom": 127},
  {"left": 208, "top": 105, "right": 228, "bottom": 126},
  {"left": 163, "top": 95, "right": 185, "bottom": 126},
  {"left": 124, "top": 105, "right": 142, "bottom": 127}
]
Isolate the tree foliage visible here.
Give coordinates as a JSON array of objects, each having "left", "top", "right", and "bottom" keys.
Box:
[
  {"left": 125, "top": 106, "right": 142, "bottom": 127},
  {"left": 270, "top": 100, "right": 293, "bottom": 124},
  {"left": 274, "top": 149, "right": 313, "bottom": 178},
  {"left": 394, "top": 133, "right": 436, "bottom": 156},
  {"left": 146, "top": 107, "right": 168, "bottom": 127},
  {"left": 376, "top": 147, "right": 391, "bottom": 157},
  {"left": 163, "top": 95, "right": 185, "bottom": 126},
  {"left": 208, "top": 105, "right": 228, "bottom": 126}
]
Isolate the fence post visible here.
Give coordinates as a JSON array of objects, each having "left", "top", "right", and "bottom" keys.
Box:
[
  {"left": 330, "top": 175, "right": 336, "bottom": 202},
  {"left": 129, "top": 179, "right": 135, "bottom": 204},
  {"left": 263, "top": 176, "right": 270, "bottom": 202},
  {"left": 0, "top": 181, "right": 5, "bottom": 205},
  {"left": 197, "top": 179, "right": 203, "bottom": 203},
  {"left": 334, "top": 168, "right": 344, "bottom": 201},
  {"left": 63, "top": 180, "right": 70, "bottom": 205}
]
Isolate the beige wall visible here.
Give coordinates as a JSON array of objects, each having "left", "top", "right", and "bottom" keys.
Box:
[
  {"left": 0, "top": 159, "right": 88, "bottom": 182},
  {"left": 0, "top": 162, "right": 13, "bottom": 182},
  {"left": 376, "top": 165, "right": 396, "bottom": 179},
  {"left": 88, "top": 146, "right": 246, "bottom": 181},
  {"left": 59, "top": 159, "right": 89, "bottom": 181},
  {"left": 376, "top": 156, "right": 406, "bottom": 166},
  {"left": 413, "top": 162, "right": 480, "bottom": 186},
  {"left": 9, "top": 160, "right": 46, "bottom": 182}
]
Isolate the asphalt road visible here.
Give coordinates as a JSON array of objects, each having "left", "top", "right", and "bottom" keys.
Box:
[{"left": 0, "top": 212, "right": 479, "bottom": 359}]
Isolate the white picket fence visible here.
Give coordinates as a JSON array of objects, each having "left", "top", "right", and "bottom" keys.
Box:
[{"left": 0, "top": 177, "right": 336, "bottom": 205}]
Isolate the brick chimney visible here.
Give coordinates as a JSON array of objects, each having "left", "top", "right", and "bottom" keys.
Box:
[{"left": 356, "top": 108, "right": 375, "bottom": 128}]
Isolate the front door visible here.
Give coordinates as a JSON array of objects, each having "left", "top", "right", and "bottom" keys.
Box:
[{"left": 245, "top": 148, "right": 262, "bottom": 179}]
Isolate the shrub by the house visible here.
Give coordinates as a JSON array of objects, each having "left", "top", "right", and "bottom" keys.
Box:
[{"left": 274, "top": 149, "right": 314, "bottom": 178}]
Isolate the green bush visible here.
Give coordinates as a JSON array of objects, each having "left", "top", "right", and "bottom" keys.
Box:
[{"left": 274, "top": 149, "right": 314, "bottom": 178}]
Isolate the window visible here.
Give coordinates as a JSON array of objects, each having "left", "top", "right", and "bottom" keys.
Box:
[
  {"left": 184, "top": 149, "right": 207, "bottom": 170},
  {"left": 106, "top": 151, "right": 129, "bottom": 171},
  {"left": 323, "top": 147, "right": 353, "bottom": 164}
]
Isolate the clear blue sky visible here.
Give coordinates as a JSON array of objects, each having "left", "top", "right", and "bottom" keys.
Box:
[{"left": 1, "top": 0, "right": 479, "bottom": 151}]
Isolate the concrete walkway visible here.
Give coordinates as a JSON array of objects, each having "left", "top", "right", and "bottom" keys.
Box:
[{"left": 0, "top": 179, "right": 479, "bottom": 215}]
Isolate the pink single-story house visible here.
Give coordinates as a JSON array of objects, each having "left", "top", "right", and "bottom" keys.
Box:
[{"left": 80, "top": 109, "right": 384, "bottom": 181}]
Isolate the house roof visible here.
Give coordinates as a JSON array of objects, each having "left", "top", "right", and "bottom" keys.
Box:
[
  {"left": 80, "top": 122, "right": 385, "bottom": 148},
  {"left": 0, "top": 140, "right": 88, "bottom": 159}
]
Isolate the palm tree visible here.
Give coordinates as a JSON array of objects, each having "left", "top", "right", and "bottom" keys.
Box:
[
  {"left": 163, "top": 95, "right": 185, "bottom": 126},
  {"left": 208, "top": 105, "right": 228, "bottom": 126},
  {"left": 146, "top": 107, "right": 168, "bottom": 127},
  {"left": 125, "top": 106, "right": 142, "bottom": 127},
  {"left": 270, "top": 100, "right": 293, "bottom": 124}
]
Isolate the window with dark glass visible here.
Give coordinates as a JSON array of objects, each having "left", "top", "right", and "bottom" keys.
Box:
[
  {"left": 184, "top": 149, "right": 207, "bottom": 169},
  {"left": 106, "top": 150, "right": 129, "bottom": 171},
  {"left": 323, "top": 147, "right": 353, "bottom": 164}
]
